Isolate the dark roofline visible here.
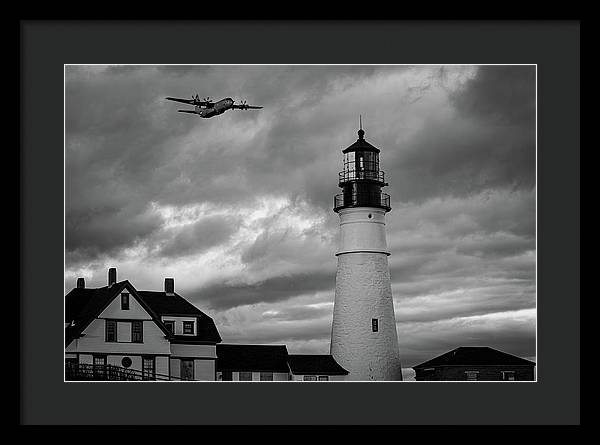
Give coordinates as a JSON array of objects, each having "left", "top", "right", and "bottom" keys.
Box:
[
  {"left": 414, "top": 364, "right": 535, "bottom": 369},
  {"left": 65, "top": 280, "right": 173, "bottom": 347},
  {"left": 170, "top": 336, "right": 220, "bottom": 345},
  {"left": 412, "top": 346, "right": 536, "bottom": 369},
  {"left": 216, "top": 344, "right": 290, "bottom": 373},
  {"left": 136, "top": 291, "right": 205, "bottom": 315},
  {"left": 287, "top": 354, "right": 349, "bottom": 375},
  {"left": 342, "top": 139, "right": 380, "bottom": 154},
  {"left": 65, "top": 281, "right": 128, "bottom": 346}
]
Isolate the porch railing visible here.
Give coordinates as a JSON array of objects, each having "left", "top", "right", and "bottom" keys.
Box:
[{"left": 65, "top": 363, "right": 184, "bottom": 381}]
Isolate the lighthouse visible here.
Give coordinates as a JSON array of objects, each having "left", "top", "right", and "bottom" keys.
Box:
[{"left": 330, "top": 122, "right": 403, "bottom": 381}]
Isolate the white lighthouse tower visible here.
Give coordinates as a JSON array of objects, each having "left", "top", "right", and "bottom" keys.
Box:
[{"left": 330, "top": 123, "right": 403, "bottom": 381}]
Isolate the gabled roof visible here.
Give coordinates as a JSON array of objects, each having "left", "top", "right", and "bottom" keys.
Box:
[
  {"left": 137, "top": 291, "right": 222, "bottom": 343},
  {"left": 288, "top": 354, "right": 348, "bottom": 375},
  {"left": 65, "top": 282, "right": 127, "bottom": 325},
  {"left": 216, "top": 344, "right": 289, "bottom": 373},
  {"left": 65, "top": 281, "right": 134, "bottom": 346},
  {"left": 137, "top": 291, "right": 206, "bottom": 316},
  {"left": 413, "top": 347, "right": 536, "bottom": 369},
  {"left": 65, "top": 281, "right": 221, "bottom": 346}
]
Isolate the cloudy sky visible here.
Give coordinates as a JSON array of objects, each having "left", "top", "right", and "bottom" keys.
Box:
[{"left": 65, "top": 65, "right": 536, "bottom": 380}]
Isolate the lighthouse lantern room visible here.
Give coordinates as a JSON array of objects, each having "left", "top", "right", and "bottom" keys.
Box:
[{"left": 334, "top": 124, "right": 390, "bottom": 213}]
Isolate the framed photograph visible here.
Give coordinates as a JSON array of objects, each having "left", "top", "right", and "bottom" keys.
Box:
[{"left": 21, "top": 20, "right": 580, "bottom": 425}]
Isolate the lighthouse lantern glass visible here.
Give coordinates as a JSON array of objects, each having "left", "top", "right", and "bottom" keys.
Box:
[{"left": 342, "top": 151, "right": 380, "bottom": 181}]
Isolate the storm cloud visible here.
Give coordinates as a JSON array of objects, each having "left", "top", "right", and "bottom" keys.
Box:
[{"left": 65, "top": 65, "right": 536, "bottom": 377}]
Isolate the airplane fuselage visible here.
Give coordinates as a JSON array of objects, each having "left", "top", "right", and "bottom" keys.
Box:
[{"left": 195, "top": 98, "right": 234, "bottom": 118}]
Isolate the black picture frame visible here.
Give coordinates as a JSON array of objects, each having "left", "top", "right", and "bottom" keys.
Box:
[{"left": 20, "top": 20, "right": 580, "bottom": 425}]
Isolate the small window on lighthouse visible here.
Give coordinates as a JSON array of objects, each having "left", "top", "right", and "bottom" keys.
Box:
[{"left": 372, "top": 318, "right": 379, "bottom": 332}]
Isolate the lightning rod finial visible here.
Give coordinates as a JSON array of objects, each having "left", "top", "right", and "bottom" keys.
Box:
[{"left": 358, "top": 115, "right": 365, "bottom": 139}]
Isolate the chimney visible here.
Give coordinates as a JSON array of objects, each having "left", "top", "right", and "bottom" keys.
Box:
[
  {"left": 165, "top": 278, "right": 175, "bottom": 296},
  {"left": 108, "top": 267, "right": 117, "bottom": 287},
  {"left": 76, "top": 277, "right": 85, "bottom": 289}
]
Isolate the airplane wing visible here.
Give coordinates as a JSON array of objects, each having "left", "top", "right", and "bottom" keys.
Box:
[
  {"left": 177, "top": 110, "right": 198, "bottom": 114},
  {"left": 231, "top": 104, "right": 263, "bottom": 110},
  {"left": 166, "top": 97, "right": 213, "bottom": 107}
]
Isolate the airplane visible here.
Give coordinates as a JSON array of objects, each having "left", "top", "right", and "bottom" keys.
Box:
[{"left": 165, "top": 94, "right": 263, "bottom": 118}]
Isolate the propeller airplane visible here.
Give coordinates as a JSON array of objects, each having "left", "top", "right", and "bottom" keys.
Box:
[{"left": 166, "top": 94, "right": 263, "bottom": 118}]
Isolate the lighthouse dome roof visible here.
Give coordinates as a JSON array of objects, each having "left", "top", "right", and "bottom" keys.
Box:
[{"left": 342, "top": 128, "right": 380, "bottom": 154}]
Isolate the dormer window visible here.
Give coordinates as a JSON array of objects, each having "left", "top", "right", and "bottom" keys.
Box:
[
  {"left": 183, "top": 321, "right": 195, "bottom": 335},
  {"left": 121, "top": 293, "right": 129, "bottom": 310}
]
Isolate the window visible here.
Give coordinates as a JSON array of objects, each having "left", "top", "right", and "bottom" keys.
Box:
[
  {"left": 372, "top": 318, "right": 378, "bottom": 332},
  {"left": 121, "top": 293, "right": 129, "bottom": 310},
  {"left": 239, "top": 371, "right": 253, "bottom": 381},
  {"left": 132, "top": 321, "right": 143, "bottom": 343},
  {"left": 105, "top": 320, "right": 117, "bottom": 342},
  {"left": 502, "top": 371, "right": 515, "bottom": 381},
  {"left": 222, "top": 371, "right": 233, "bottom": 381},
  {"left": 318, "top": 376, "right": 329, "bottom": 381},
  {"left": 164, "top": 320, "right": 175, "bottom": 334},
  {"left": 465, "top": 371, "right": 479, "bottom": 381},
  {"left": 93, "top": 355, "right": 106, "bottom": 379},
  {"left": 303, "top": 375, "right": 317, "bottom": 381},
  {"left": 142, "top": 356, "right": 155, "bottom": 380},
  {"left": 183, "top": 321, "right": 194, "bottom": 335},
  {"left": 260, "top": 372, "right": 273, "bottom": 381}
]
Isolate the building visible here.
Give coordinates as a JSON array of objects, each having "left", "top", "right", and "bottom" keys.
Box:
[
  {"left": 215, "top": 345, "right": 350, "bottom": 381},
  {"left": 288, "top": 354, "right": 349, "bottom": 381},
  {"left": 412, "top": 346, "right": 536, "bottom": 381},
  {"left": 65, "top": 268, "right": 348, "bottom": 381},
  {"left": 216, "top": 344, "right": 290, "bottom": 381},
  {"left": 65, "top": 268, "right": 222, "bottom": 381},
  {"left": 330, "top": 124, "right": 403, "bottom": 380}
]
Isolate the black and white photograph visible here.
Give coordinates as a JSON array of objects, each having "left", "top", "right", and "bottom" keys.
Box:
[
  {"left": 20, "top": 20, "right": 580, "bottom": 426},
  {"left": 64, "top": 64, "right": 537, "bottom": 382}
]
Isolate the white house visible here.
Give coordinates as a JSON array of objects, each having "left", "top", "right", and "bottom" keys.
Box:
[
  {"left": 65, "top": 268, "right": 349, "bottom": 382},
  {"left": 65, "top": 268, "right": 222, "bottom": 381}
]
